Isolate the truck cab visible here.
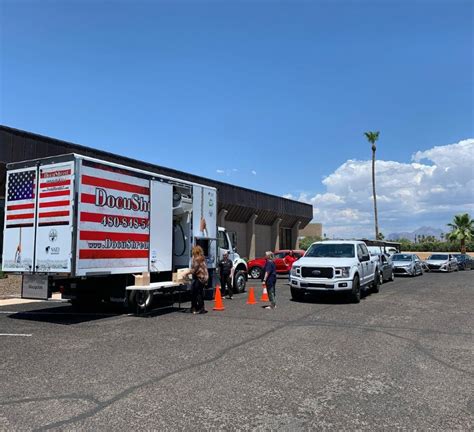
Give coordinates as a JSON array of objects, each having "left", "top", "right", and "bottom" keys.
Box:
[
  {"left": 217, "top": 227, "right": 247, "bottom": 293},
  {"left": 290, "top": 240, "right": 380, "bottom": 303}
]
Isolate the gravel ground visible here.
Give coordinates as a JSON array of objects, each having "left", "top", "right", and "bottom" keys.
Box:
[
  {"left": 0, "top": 271, "right": 473, "bottom": 431},
  {"left": 0, "top": 274, "right": 21, "bottom": 298}
]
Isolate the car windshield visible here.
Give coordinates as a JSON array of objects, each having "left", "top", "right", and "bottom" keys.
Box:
[
  {"left": 429, "top": 254, "right": 448, "bottom": 260},
  {"left": 392, "top": 254, "right": 412, "bottom": 261},
  {"left": 367, "top": 246, "right": 382, "bottom": 254},
  {"left": 305, "top": 244, "right": 355, "bottom": 258}
]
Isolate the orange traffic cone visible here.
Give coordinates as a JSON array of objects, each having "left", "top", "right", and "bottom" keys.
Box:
[
  {"left": 213, "top": 285, "right": 225, "bottom": 311},
  {"left": 246, "top": 287, "right": 257, "bottom": 305},
  {"left": 260, "top": 283, "right": 270, "bottom": 302}
]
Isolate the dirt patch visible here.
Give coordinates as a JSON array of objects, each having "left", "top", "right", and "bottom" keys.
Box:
[{"left": 0, "top": 275, "right": 22, "bottom": 298}]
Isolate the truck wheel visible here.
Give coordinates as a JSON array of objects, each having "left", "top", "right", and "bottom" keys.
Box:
[
  {"left": 129, "top": 290, "right": 153, "bottom": 312},
  {"left": 233, "top": 270, "right": 247, "bottom": 293},
  {"left": 249, "top": 266, "right": 263, "bottom": 279},
  {"left": 372, "top": 272, "right": 381, "bottom": 293},
  {"left": 390, "top": 271, "right": 395, "bottom": 281},
  {"left": 350, "top": 275, "right": 360, "bottom": 303},
  {"left": 291, "top": 287, "right": 305, "bottom": 301}
]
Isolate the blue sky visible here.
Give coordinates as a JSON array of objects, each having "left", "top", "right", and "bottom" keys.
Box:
[{"left": 1, "top": 0, "right": 473, "bottom": 237}]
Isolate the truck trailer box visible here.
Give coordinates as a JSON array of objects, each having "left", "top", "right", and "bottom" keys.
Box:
[
  {"left": 2, "top": 154, "right": 226, "bottom": 303},
  {"left": 3, "top": 153, "right": 248, "bottom": 309}
]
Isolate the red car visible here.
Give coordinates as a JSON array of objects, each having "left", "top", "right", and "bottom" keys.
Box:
[{"left": 248, "top": 249, "right": 305, "bottom": 279}]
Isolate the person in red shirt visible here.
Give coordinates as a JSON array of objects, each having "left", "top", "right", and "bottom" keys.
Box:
[{"left": 284, "top": 251, "right": 297, "bottom": 281}]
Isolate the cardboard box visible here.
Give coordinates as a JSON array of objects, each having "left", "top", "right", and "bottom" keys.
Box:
[
  {"left": 172, "top": 268, "right": 190, "bottom": 283},
  {"left": 134, "top": 272, "right": 150, "bottom": 286}
]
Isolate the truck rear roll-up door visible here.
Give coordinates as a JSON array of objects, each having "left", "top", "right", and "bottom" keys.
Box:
[
  {"left": 2, "top": 167, "right": 38, "bottom": 272},
  {"left": 34, "top": 162, "right": 75, "bottom": 273}
]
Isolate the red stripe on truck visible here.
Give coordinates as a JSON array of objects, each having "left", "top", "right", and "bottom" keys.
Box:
[
  {"left": 6, "top": 212, "right": 34, "bottom": 220},
  {"left": 39, "top": 180, "right": 71, "bottom": 188},
  {"left": 39, "top": 200, "right": 70, "bottom": 208},
  {"left": 6, "top": 203, "right": 35, "bottom": 211},
  {"left": 40, "top": 190, "right": 70, "bottom": 198},
  {"left": 79, "top": 249, "right": 149, "bottom": 259},
  {"left": 81, "top": 175, "right": 149, "bottom": 195},
  {"left": 79, "top": 231, "right": 150, "bottom": 241},
  {"left": 80, "top": 193, "right": 95, "bottom": 204},
  {"left": 38, "top": 210, "right": 70, "bottom": 218}
]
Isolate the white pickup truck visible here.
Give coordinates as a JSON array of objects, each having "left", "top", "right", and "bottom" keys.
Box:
[{"left": 290, "top": 240, "right": 380, "bottom": 303}]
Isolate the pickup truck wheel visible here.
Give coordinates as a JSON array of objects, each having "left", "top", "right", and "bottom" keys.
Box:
[
  {"left": 291, "top": 287, "right": 305, "bottom": 301},
  {"left": 350, "top": 275, "right": 360, "bottom": 303},
  {"left": 372, "top": 272, "right": 381, "bottom": 293},
  {"left": 390, "top": 271, "right": 395, "bottom": 281},
  {"left": 249, "top": 266, "right": 263, "bottom": 279},
  {"left": 233, "top": 270, "right": 247, "bottom": 293},
  {"left": 129, "top": 290, "right": 153, "bottom": 311}
]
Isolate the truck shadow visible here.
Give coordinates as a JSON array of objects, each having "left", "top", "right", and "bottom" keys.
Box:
[
  {"left": 290, "top": 290, "right": 374, "bottom": 305},
  {"left": 7, "top": 303, "right": 123, "bottom": 325},
  {"left": 7, "top": 296, "right": 188, "bottom": 325}
]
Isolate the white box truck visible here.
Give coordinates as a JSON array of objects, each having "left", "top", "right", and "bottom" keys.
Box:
[{"left": 2, "top": 154, "right": 247, "bottom": 310}]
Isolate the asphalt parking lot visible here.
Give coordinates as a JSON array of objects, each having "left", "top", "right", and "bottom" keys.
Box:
[{"left": 1, "top": 271, "right": 473, "bottom": 431}]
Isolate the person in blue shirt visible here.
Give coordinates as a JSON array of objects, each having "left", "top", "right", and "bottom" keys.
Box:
[{"left": 262, "top": 251, "right": 277, "bottom": 309}]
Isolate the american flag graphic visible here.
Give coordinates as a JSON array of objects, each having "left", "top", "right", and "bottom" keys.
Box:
[
  {"left": 38, "top": 166, "right": 73, "bottom": 227},
  {"left": 77, "top": 160, "right": 150, "bottom": 271},
  {"left": 5, "top": 169, "right": 36, "bottom": 229}
]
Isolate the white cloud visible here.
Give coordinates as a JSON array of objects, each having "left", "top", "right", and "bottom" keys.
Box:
[
  {"left": 251, "top": 170, "right": 257, "bottom": 175},
  {"left": 216, "top": 169, "right": 225, "bottom": 174},
  {"left": 288, "top": 138, "right": 474, "bottom": 238}
]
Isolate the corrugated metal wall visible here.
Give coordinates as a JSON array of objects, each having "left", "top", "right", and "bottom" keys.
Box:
[{"left": 0, "top": 125, "right": 313, "bottom": 228}]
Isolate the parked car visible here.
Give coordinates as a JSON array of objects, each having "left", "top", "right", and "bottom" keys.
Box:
[
  {"left": 386, "top": 247, "right": 399, "bottom": 256},
  {"left": 247, "top": 249, "right": 305, "bottom": 279},
  {"left": 378, "top": 253, "right": 395, "bottom": 283},
  {"left": 453, "top": 254, "right": 473, "bottom": 271},
  {"left": 392, "top": 253, "right": 424, "bottom": 276},
  {"left": 425, "top": 254, "right": 459, "bottom": 272}
]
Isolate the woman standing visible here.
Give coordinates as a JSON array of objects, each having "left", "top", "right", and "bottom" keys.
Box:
[
  {"left": 263, "top": 251, "right": 277, "bottom": 310},
  {"left": 187, "top": 246, "right": 209, "bottom": 314}
]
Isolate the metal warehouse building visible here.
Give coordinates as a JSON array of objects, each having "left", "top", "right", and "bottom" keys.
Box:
[{"left": 0, "top": 126, "right": 312, "bottom": 260}]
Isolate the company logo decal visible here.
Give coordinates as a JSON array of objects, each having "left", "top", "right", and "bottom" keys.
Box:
[{"left": 49, "top": 229, "right": 58, "bottom": 242}]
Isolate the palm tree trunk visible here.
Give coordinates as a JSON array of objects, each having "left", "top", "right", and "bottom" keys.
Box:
[
  {"left": 461, "top": 238, "right": 466, "bottom": 254},
  {"left": 372, "top": 148, "right": 379, "bottom": 240}
]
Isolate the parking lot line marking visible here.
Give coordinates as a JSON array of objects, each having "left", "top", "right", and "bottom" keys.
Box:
[{"left": 0, "top": 333, "right": 32, "bottom": 337}]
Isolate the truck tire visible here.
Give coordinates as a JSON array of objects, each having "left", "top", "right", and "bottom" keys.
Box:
[
  {"left": 249, "top": 266, "right": 263, "bottom": 280},
  {"left": 349, "top": 275, "right": 361, "bottom": 303},
  {"left": 372, "top": 271, "right": 381, "bottom": 293},
  {"left": 291, "top": 287, "right": 305, "bottom": 301},
  {"left": 233, "top": 270, "right": 247, "bottom": 293},
  {"left": 129, "top": 290, "right": 153, "bottom": 312}
]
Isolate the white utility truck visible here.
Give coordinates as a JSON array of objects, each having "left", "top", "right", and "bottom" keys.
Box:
[{"left": 2, "top": 154, "right": 247, "bottom": 310}]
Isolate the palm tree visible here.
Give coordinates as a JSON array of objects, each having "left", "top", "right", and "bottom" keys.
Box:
[
  {"left": 364, "top": 131, "right": 380, "bottom": 240},
  {"left": 447, "top": 213, "right": 474, "bottom": 253}
]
